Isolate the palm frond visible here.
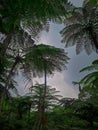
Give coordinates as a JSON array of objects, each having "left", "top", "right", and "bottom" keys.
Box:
[
  {"left": 24, "top": 44, "right": 69, "bottom": 76},
  {"left": 78, "top": 59, "right": 98, "bottom": 88},
  {"left": 92, "top": 59, "right": 98, "bottom": 64},
  {"left": 0, "top": 0, "right": 69, "bottom": 33},
  {"left": 80, "top": 65, "right": 98, "bottom": 72},
  {"left": 60, "top": 1, "right": 98, "bottom": 54},
  {"left": 80, "top": 72, "right": 98, "bottom": 85}
]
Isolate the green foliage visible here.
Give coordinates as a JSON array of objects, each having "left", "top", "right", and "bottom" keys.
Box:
[
  {"left": 0, "top": 0, "right": 68, "bottom": 33},
  {"left": 29, "top": 83, "right": 61, "bottom": 110},
  {"left": 90, "top": 0, "right": 98, "bottom": 5},
  {"left": 72, "top": 58, "right": 98, "bottom": 128},
  {"left": 74, "top": 101, "right": 98, "bottom": 127},
  {"left": 0, "top": 94, "right": 98, "bottom": 130},
  {"left": 80, "top": 59, "right": 98, "bottom": 87},
  {"left": 24, "top": 44, "right": 69, "bottom": 77},
  {"left": 0, "top": 0, "right": 98, "bottom": 130},
  {"left": 28, "top": 83, "right": 62, "bottom": 130},
  {"left": 60, "top": 0, "right": 98, "bottom": 54}
]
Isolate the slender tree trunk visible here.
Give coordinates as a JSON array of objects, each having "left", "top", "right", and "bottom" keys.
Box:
[
  {"left": 0, "top": 58, "right": 19, "bottom": 112},
  {"left": 79, "top": 84, "right": 81, "bottom": 92},
  {"left": 5, "top": 60, "right": 18, "bottom": 89},
  {"left": 32, "top": 109, "right": 42, "bottom": 130},
  {"left": 44, "top": 65, "right": 47, "bottom": 102},
  {"left": 41, "top": 65, "right": 47, "bottom": 130},
  {"left": 0, "top": 34, "right": 12, "bottom": 113},
  {"left": 33, "top": 64, "right": 48, "bottom": 130},
  {"left": 29, "top": 72, "right": 34, "bottom": 92}
]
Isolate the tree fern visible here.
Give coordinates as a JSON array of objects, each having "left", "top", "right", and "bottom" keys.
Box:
[{"left": 60, "top": 0, "right": 98, "bottom": 54}]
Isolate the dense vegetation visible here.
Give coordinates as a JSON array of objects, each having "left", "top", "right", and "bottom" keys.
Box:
[{"left": 0, "top": 0, "right": 98, "bottom": 129}]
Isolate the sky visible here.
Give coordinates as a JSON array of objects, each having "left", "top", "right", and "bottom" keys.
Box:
[
  {"left": 37, "top": 23, "right": 98, "bottom": 98},
  {"left": 69, "top": 0, "right": 83, "bottom": 6},
  {"left": 32, "top": 0, "right": 97, "bottom": 98},
  {"left": 17, "top": 0, "right": 98, "bottom": 98}
]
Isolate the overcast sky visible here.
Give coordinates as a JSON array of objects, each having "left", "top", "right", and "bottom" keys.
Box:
[
  {"left": 69, "top": 0, "right": 83, "bottom": 6},
  {"left": 38, "top": 22, "right": 98, "bottom": 98},
  {"left": 33, "top": 0, "right": 97, "bottom": 98},
  {"left": 17, "top": 0, "right": 98, "bottom": 98}
]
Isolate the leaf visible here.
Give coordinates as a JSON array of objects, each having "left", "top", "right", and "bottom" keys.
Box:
[
  {"left": 90, "top": 0, "right": 97, "bottom": 5},
  {"left": 92, "top": 59, "right": 98, "bottom": 65},
  {"left": 80, "top": 65, "right": 98, "bottom": 72},
  {"left": 60, "top": 1, "right": 98, "bottom": 54}
]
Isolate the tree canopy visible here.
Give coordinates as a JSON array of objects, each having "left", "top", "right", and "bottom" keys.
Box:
[
  {"left": 60, "top": 0, "right": 98, "bottom": 54},
  {"left": 0, "top": 0, "right": 98, "bottom": 130}
]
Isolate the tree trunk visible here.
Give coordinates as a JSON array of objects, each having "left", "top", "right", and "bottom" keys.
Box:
[
  {"left": 79, "top": 84, "right": 81, "bottom": 92},
  {"left": 41, "top": 65, "right": 47, "bottom": 130},
  {"left": 0, "top": 58, "right": 19, "bottom": 112}
]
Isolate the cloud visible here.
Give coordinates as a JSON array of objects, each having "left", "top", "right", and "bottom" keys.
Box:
[
  {"left": 30, "top": 71, "right": 79, "bottom": 98},
  {"left": 38, "top": 22, "right": 98, "bottom": 98},
  {"left": 47, "top": 72, "right": 79, "bottom": 98}
]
